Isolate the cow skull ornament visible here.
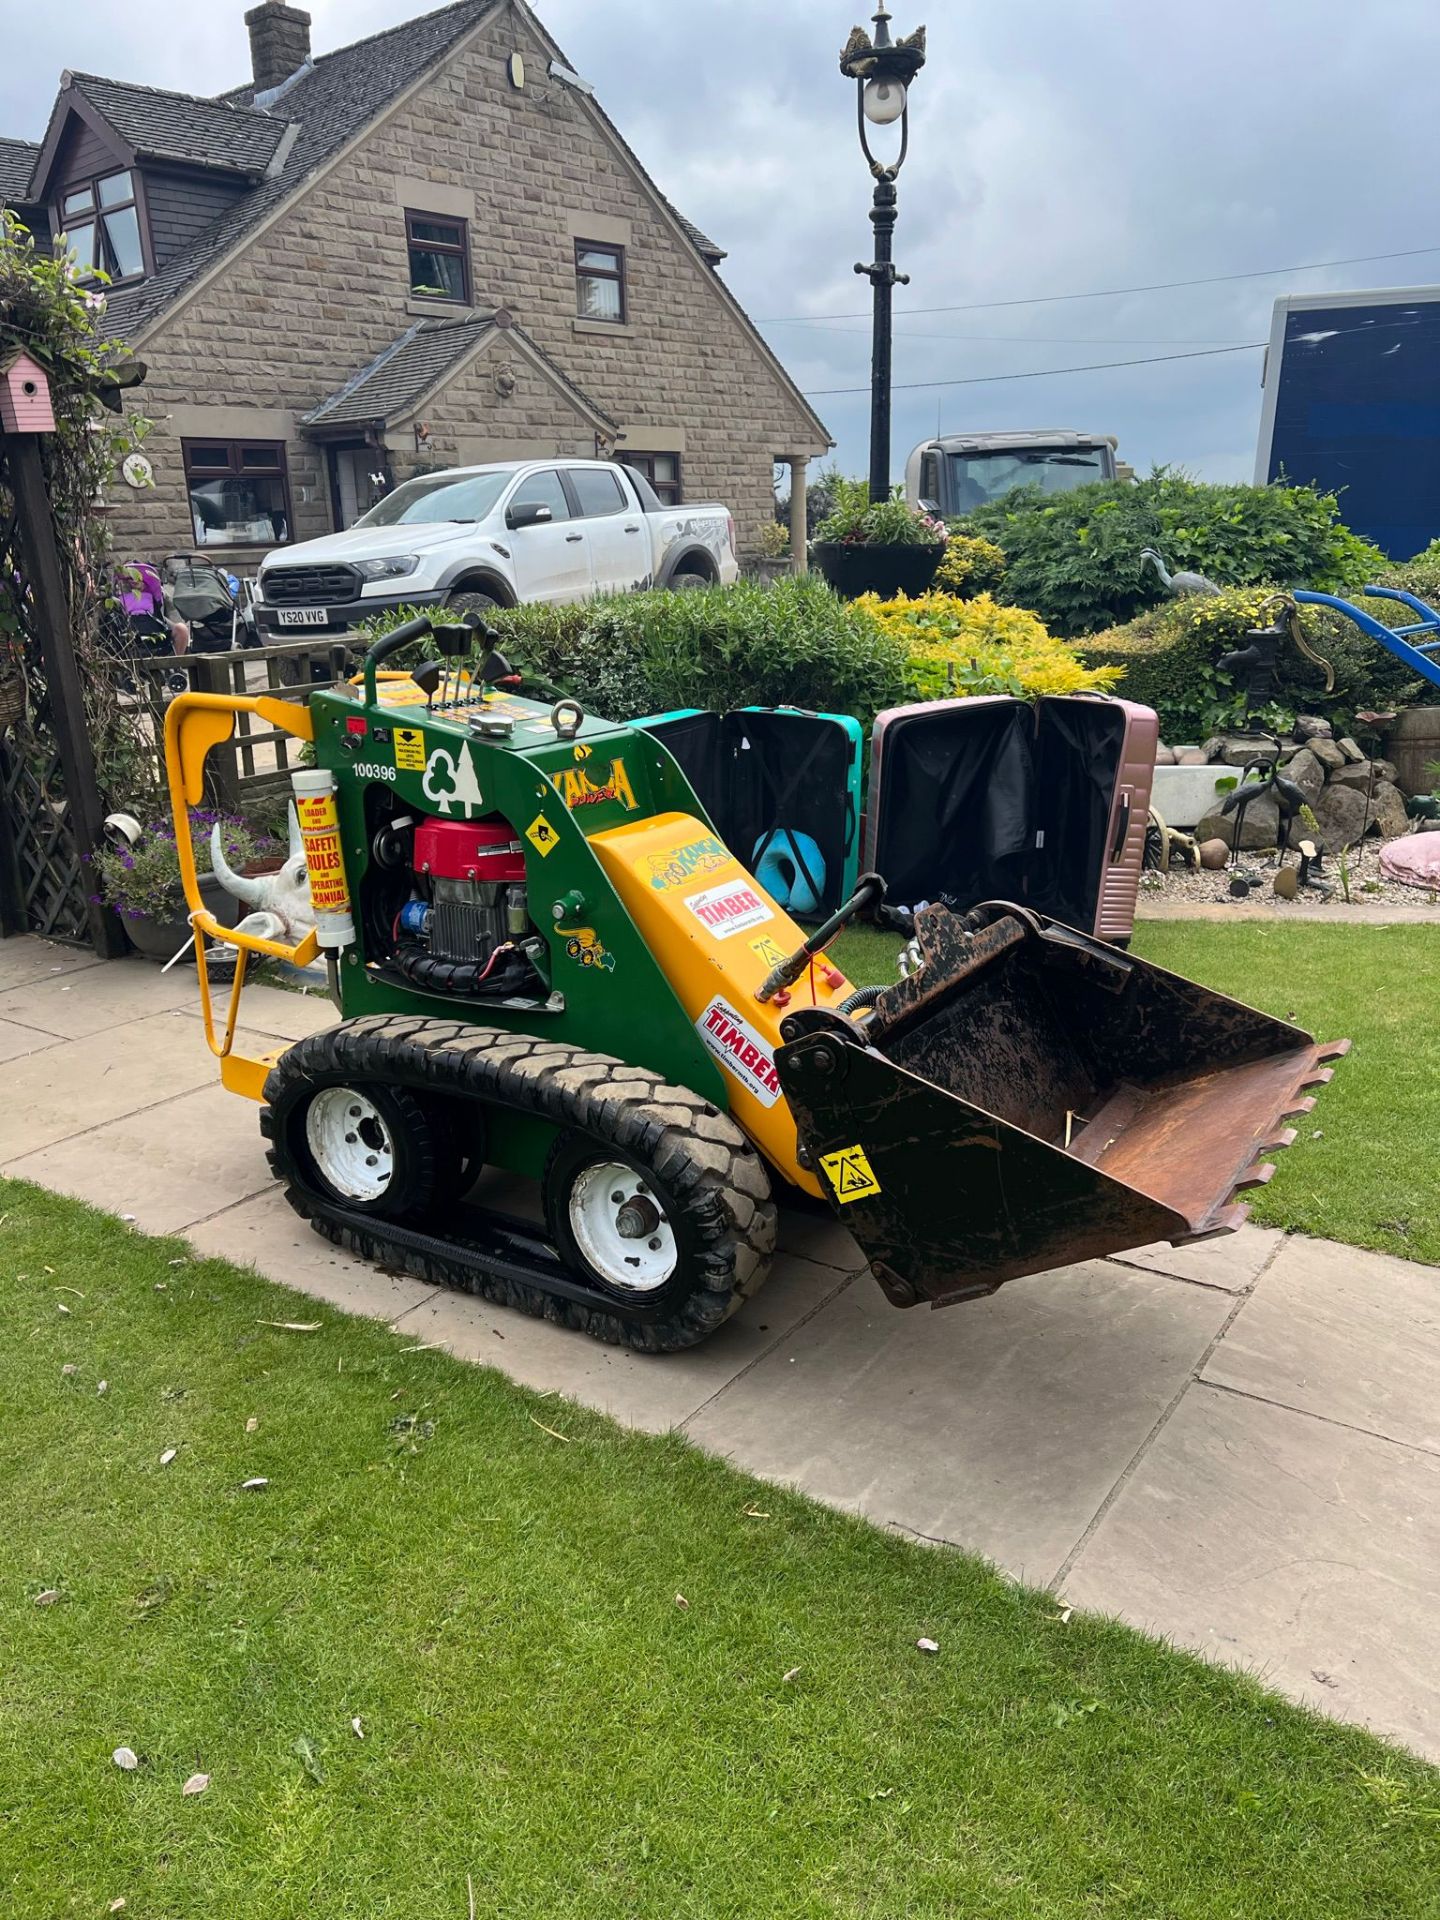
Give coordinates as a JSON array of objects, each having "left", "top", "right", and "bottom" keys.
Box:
[{"left": 208, "top": 805, "right": 316, "bottom": 946}]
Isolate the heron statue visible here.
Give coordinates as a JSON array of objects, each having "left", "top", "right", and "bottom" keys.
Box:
[{"left": 1139, "top": 547, "right": 1222, "bottom": 598}]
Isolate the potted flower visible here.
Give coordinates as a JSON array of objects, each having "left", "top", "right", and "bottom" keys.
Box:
[
  {"left": 810, "top": 485, "right": 948, "bottom": 600},
  {"left": 92, "top": 809, "right": 277, "bottom": 960}
]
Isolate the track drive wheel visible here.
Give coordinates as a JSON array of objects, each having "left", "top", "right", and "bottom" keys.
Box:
[{"left": 266, "top": 1075, "right": 462, "bottom": 1220}]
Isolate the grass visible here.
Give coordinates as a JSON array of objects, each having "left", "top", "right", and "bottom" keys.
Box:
[
  {"left": 831, "top": 919, "right": 1440, "bottom": 1266},
  {"left": 2, "top": 1180, "right": 1438, "bottom": 1917}
]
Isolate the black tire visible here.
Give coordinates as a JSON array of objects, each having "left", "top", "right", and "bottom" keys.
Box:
[
  {"left": 445, "top": 588, "right": 504, "bottom": 617},
  {"left": 669, "top": 571, "right": 710, "bottom": 592},
  {"left": 266, "top": 1072, "right": 462, "bottom": 1219},
  {"left": 260, "top": 1017, "right": 776, "bottom": 1351}
]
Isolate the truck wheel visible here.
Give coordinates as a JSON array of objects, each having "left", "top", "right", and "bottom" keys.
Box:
[
  {"left": 669, "top": 571, "right": 709, "bottom": 592},
  {"left": 446, "top": 588, "right": 503, "bottom": 617},
  {"left": 542, "top": 1093, "right": 775, "bottom": 1349},
  {"left": 270, "top": 1078, "right": 458, "bottom": 1219}
]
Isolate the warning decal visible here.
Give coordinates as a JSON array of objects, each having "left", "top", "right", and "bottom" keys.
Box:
[
  {"left": 819, "top": 1144, "right": 882, "bottom": 1206},
  {"left": 394, "top": 726, "right": 426, "bottom": 770},
  {"left": 525, "top": 813, "right": 560, "bottom": 858},
  {"left": 749, "top": 933, "right": 788, "bottom": 968}
]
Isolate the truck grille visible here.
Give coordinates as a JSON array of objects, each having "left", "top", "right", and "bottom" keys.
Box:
[{"left": 261, "top": 564, "right": 360, "bottom": 605}]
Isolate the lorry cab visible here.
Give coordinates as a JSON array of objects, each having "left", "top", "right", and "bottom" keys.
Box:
[{"left": 906, "top": 430, "right": 1120, "bottom": 517}]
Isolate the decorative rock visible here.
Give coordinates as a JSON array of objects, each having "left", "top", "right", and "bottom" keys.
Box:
[
  {"left": 1310, "top": 782, "right": 1370, "bottom": 851},
  {"left": 1198, "top": 837, "right": 1229, "bottom": 870},
  {"left": 1369, "top": 780, "right": 1410, "bottom": 841},
  {"left": 1154, "top": 744, "right": 1177, "bottom": 766},
  {"left": 1272, "top": 865, "right": 1299, "bottom": 899},
  {"left": 1173, "top": 746, "right": 1208, "bottom": 766},
  {"left": 1216, "top": 736, "right": 1278, "bottom": 768},
  {"left": 1282, "top": 746, "right": 1326, "bottom": 804},
  {"left": 1196, "top": 791, "right": 1280, "bottom": 851},
  {"left": 1293, "top": 715, "right": 1335, "bottom": 741},
  {"left": 1308, "top": 736, "right": 1347, "bottom": 773},
  {"left": 1372, "top": 757, "right": 1399, "bottom": 786},
  {"left": 1337, "top": 736, "right": 1365, "bottom": 764},
  {"left": 1328, "top": 760, "right": 1374, "bottom": 792},
  {"left": 1201, "top": 736, "right": 1228, "bottom": 764}
]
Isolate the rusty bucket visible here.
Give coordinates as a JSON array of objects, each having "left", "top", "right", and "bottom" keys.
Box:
[{"left": 776, "top": 904, "right": 1346, "bottom": 1309}]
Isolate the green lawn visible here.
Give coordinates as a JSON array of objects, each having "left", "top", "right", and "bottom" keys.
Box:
[
  {"left": 832, "top": 920, "right": 1440, "bottom": 1266},
  {"left": 3, "top": 1182, "right": 1437, "bottom": 1917}
]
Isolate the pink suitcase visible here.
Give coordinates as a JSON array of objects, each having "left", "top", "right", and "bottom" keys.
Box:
[{"left": 864, "top": 694, "right": 1157, "bottom": 943}]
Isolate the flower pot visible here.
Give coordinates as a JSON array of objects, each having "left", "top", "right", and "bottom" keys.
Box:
[
  {"left": 811, "top": 541, "right": 944, "bottom": 601},
  {"left": 123, "top": 874, "right": 234, "bottom": 963}
]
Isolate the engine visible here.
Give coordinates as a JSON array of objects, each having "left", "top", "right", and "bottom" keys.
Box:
[{"left": 392, "top": 815, "right": 538, "bottom": 996}]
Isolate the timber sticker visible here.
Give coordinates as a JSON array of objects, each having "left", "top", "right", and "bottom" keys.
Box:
[
  {"left": 525, "top": 813, "right": 560, "bottom": 858},
  {"left": 684, "top": 878, "right": 773, "bottom": 939},
  {"left": 695, "top": 996, "right": 782, "bottom": 1108},
  {"left": 636, "top": 834, "right": 729, "bottom": 892},
  {"left": 749, "top": 933, "right": 788, "bottom": 968},
  {"left": 561, "top": 926, "right": 615, "bottom": 972},
  {"left": 422, "top": 741, "right": 483, "bottom": 817},
  {"left": 819, "top": 1145, "right": 882, "bottom": 1205},
  {"left": 550, "top": 759, "right": 638, "bottom": 812},
  {"left": 394, "top": 726, "right": 426, "bottom": 771}
]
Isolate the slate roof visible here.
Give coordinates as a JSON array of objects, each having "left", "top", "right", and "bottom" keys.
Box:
[
  {"left": 104, "top": 0, "right": 497, "bottom": 338},
  {"left": 66, "top": 74, "right": 287, "bottom": 176},
  {"left": 302, "top": 314, "right": 616, "bottom": 430},
  {"left": 0, "top": 136, "right": 39, "bottom": 203},
  {"left": 670, "top": 207, "right": 725, "bottom": 265}
]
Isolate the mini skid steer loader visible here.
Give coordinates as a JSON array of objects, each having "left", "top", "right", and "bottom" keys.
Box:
[{"left": 164, "top": 614, "right": 1344, "bottom": 1351}]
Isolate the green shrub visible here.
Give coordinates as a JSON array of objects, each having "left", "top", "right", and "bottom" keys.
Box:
[
  {"left": 1079, "top": 586, "right": 1425, "bottom": 742},
  {"left": 812, "top": 474, "right": 948, "bottom": 549},
  {"left": 858, "top": 591, "right": 1121, "bottom": 703},
  {"left": 959, "top": 472, "right": 1386, "bottom": 637},
  {"left": 934, "top": 531, "right": 1006, "bottom": 598}
]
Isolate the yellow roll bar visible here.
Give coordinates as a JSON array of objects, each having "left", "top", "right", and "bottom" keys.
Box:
[{"left": 163, "top": 692, "right": 320, "bottom": 1096}]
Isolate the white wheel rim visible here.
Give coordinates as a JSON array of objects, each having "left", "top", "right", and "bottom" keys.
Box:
[
  {"left": 567, "top": 1160, "right": 677, "bottom": 1294},
  {"left": 305, "top": 1087, "right": 396, "bottom": 1203}
]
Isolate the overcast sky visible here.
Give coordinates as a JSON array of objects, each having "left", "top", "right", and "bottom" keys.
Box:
[{"left": 7, "top": 0, "right": 1440, "bottom": 486}]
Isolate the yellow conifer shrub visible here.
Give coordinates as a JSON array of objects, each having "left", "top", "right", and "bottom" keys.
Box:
[{"left": 856, "top": 591, "right": 1123, "bottom": 702}]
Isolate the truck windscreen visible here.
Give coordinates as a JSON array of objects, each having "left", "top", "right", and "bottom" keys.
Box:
[{"left": 947, "top": 448, "right": 1111, "bottom": 511}]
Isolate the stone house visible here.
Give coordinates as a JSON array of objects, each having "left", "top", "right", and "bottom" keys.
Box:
[{"left": 1, "top": 0, "right": 829, "bottom": 578}]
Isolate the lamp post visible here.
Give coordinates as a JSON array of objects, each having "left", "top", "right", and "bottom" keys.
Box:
[{"left": 841, "top": 7, "right": 926, "bottom": 504}]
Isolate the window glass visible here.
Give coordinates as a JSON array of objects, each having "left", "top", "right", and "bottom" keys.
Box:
[
  {"left": 578, "top": 274, "right": 621, "bottom": 321},
  {"left": 103, "top": 204, "right": 143, "bottom": 279},
  {"left": 355, "top": 470, "right": 510, "bottom": 528},
  {"left": 97, "top": 171, "right": 133, "bottom": 209},
  {"left": 62, "top": 187, "right": 94, "bottom": 217},
  {"left": 570, "top": 467, "right": 627, "bottom": 518},
  {"left": 62, "top": 221, "right": 96, "bottom": 273},
  {"left": 406, "top": 210, "right": 469, "bottom": 303},
  {"left": 409, "top": 216, "right": 463, "bottom": 247},
  {"left": 624, "top": 454, "right": 682, "bottom": 506},
  {"left": 575, "top": 241, "right": 625, "bottom": 322},
  {"left": 577, "top": 246, "right": 619, "bottom": 272},
  {"left": 509, "top": 470, "right": 570, "bottom": 521},
  {"left": 183, "top": 441, "right": 291, "bottom": 546}
]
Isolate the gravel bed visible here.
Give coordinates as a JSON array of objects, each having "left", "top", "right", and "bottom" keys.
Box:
[{"left": 1141, "top": 835, "right": 1440, "bottom": 913}]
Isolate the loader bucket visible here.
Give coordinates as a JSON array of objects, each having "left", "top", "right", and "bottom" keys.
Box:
[{"left": 775, "top": 904, "right": 1346, "bottom": 1309}]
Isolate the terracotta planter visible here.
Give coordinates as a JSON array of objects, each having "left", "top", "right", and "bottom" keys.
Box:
[{"left": 811, "top": 540, "right": 944, "bottom": 601}]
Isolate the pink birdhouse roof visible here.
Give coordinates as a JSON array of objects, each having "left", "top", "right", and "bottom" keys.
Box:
[{"left": 0, "top": 350, "right": 46, "bottom": 381}]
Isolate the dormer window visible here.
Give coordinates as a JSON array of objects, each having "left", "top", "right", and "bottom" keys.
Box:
[{"left": 56, "top": 169, "right": 145, "bottom": 283}]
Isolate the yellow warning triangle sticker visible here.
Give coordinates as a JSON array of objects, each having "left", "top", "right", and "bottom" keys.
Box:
[
  {"left": 819, "top": 1144, "right": 881, "bottom": 1205},
  {"left": 525, "top": 813, "right": 560, "bottom": 857}
]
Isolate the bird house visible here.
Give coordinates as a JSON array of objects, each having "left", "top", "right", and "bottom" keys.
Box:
[{"left": 0, "top": 352, "right": 55, "bottom": 434}]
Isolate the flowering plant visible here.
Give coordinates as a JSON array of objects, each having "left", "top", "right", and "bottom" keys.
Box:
[
  {"left": 91, "top": 811, "right": 275, "bottom": 923},
  {"left": 812, "top": 476, "right": 946, "bottom": 549}
]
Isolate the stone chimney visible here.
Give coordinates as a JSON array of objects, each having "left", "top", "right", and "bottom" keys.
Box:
[{"left": 245, "top": 1, "right": 312, "bottom": 93}]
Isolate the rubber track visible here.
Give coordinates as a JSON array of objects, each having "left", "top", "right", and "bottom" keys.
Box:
[{"left": 260, "top": 1014, "right": 778, "bottom": 1353}]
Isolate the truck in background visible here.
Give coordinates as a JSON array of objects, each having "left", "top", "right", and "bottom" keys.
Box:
[
  {"left": 905, "top": 430, "right": 1124, "bottom": 517},
  {"left": 1255, "top": 286, "right": 1440, "bottom": 560}
]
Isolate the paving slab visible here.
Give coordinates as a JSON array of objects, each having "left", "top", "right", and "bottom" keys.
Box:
[
  {"left": 0, "top": 1011, "right": 237, "bottom": 1160},
  {"left": 5, "top": 1081, "right": 273, "bottom": 1236},
  {"left": 388, "top": 1251, "right": 861, "bottom": 1435},
  {"left": 0, "top": 936, "right": 101, "bottom": 991},
  {"left": 172, "top": 978, "right": 337, "bottom": 1044},
  {"left": 1110, "top": 1222, "right": 1284, "bottom": 1293},
  {"left": 1204, "top": 1234, "right": 1440, "bottom": 1455},
  {"left": 684, "top": 1259, "right": 1233, "bottom": 1586},
  {"left": 1062, "top": 1383, "right": 1440, "bottom": 1761},
  {"left": 0, "top": 955, "right": 202, "bottom": 1039},
  {"left": 184, "top": 1187, "right": 442, "bottom": 1323},
  {"left": 0, "top": 1017, "right": 67, "bottom": 1064},
  {"left": 775, "top": 1203, "right": 868, "bottom": 1272}
]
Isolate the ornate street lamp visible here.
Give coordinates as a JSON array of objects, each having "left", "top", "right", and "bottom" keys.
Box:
[{"left": 840, "top": 6, "right": 926, "bottom": 503}]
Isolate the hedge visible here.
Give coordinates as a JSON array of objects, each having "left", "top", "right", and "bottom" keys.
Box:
[{"left": 858, "top": 591, "right": 1119, "bottom": 702}]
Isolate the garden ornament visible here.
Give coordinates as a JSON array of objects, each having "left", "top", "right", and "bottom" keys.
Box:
[
  {"left": 207, "top": 805, "right": 315, "bottom": 946},
  {"left": 1138, "top": 547, "right": 1221, "bottom": 598}
]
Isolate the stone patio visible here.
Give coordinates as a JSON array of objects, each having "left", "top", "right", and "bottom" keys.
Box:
[{"left": 3, "top": 935, "right": 1436, "bottom": 1762}]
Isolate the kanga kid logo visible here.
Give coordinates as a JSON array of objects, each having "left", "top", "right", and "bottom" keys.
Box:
[
  {"left": 695, "top": 996, "right": 782, "bottom": 1108},
  {"left": 550, "top": 758, "right": 637, "bottom": 812},
  {"left": 638, "top": 834, "right": 729, "bottom": 891}
]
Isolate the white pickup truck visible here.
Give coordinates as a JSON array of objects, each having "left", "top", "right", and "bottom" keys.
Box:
[{"left": 253, "top": 457, "right": 739, "bottom": 635}]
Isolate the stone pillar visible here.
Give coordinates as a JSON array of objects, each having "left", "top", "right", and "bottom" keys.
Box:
[{"left": 788, "top": 456, "right": 808, "bottom": 573}]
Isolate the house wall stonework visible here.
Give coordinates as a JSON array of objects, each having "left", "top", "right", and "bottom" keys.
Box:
[{"left": 108, "top": 2, "right": 827, "bottom": 564}]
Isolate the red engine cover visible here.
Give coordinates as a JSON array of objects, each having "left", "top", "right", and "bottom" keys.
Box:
[{"left": 414, "top": 816, "right": 525, "bottom": 882}]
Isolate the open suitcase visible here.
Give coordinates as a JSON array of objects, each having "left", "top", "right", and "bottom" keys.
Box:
[
  {"left": 865, "top": 694, "right": 1156, "bottom": 942},
  {"left": 634, "top": 706, "right": 863, "bottom": 919}
]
